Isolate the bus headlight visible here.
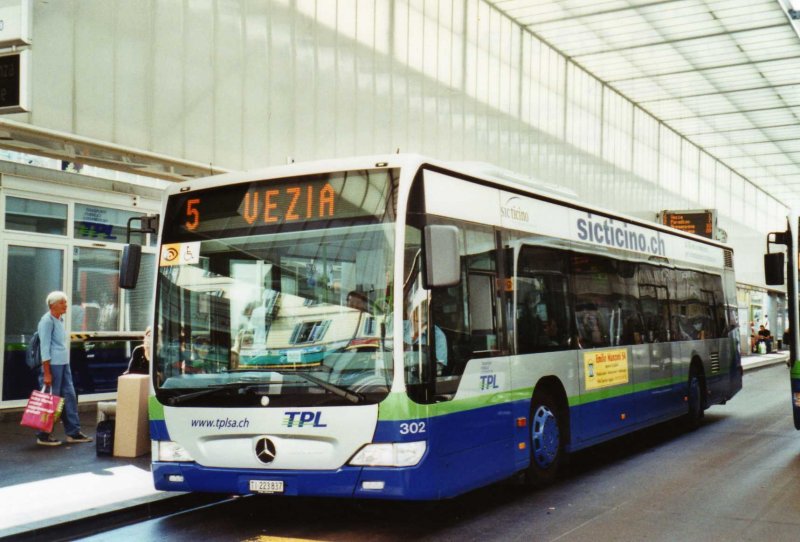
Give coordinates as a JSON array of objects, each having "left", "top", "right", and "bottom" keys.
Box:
[
  {"left": 349, "top": 441, "right": 426, "bottom": 467},
  {"left": 155, "top": 440, "right": 194, "bottom": 462}
]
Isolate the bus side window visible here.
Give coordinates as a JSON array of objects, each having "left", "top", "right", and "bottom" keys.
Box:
[
  {"left": 572, "top": 254, "right": 614, "bottom": 348},
  {"left": 638, "top": 264, "right": 671, "bottom": 343},
  {"left": 515, "top": 246, "right": 571, "bottom": 354}
]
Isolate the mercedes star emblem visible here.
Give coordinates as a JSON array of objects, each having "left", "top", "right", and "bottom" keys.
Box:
[{"left": 255, "top": 437, "right": 277, "bottom": 464}]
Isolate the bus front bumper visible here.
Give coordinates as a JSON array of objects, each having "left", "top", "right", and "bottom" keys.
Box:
[{"left": 152, "top": 461, "right": 434, "bottom": 500}]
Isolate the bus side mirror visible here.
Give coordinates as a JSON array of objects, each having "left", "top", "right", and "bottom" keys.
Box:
[
  {"left": 424, "top": 225, "right": 461, "bottom": 288},
  {"left": 120, "top": 244, "right": 142, "bottom": 289},
  {"left": 764, "top": 252, "right": 784, "bottom": 285},
  {"left": 119, "top": 214, "right": 158, "bottom": 290}
]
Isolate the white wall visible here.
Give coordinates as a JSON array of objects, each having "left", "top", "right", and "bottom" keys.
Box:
[{"left": 21, "top": 0, "right": 785, "bottom": 286}]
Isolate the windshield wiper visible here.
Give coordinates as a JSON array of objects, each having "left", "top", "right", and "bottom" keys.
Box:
[
  {"left": 165, "top": 382, "right": 265, "bottom": 405},
  {"left": 165, "top": 374, "right": 364, "bottom": 405},
  {"left": 274, "top": 370, "right": 365, "bottom": 404}
]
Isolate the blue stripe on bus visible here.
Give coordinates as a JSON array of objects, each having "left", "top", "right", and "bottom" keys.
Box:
[
  {"left": 151, "top": 376, "right": 739, "bottom": 499},
  {"left": 150, "top": 419, "right": 170, "bottom": 441}
]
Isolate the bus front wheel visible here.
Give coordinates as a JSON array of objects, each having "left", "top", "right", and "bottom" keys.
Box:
[{"left": 525, "top": 390, "right": 563, "bottom": 488}]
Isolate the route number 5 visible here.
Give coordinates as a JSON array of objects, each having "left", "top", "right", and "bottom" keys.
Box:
[{"left": 185, "top": 198, "right": 200, "bottom": 231}]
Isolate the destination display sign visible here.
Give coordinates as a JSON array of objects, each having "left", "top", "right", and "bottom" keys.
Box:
[
  {"left": 182, "top": 179, "right": 337, "bottom": 232},
  {"left": 0, "top": 50, "right": 28, "bottom": 113},
  {"left": 163, "top": 169, "right": 395, "bottom": 241},
  {"left": 660, "top": 209, "right": 715, "bottom": 240}
]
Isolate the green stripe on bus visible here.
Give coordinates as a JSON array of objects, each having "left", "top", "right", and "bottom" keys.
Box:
[
  {"left": 569, "top": 376, "right": 684, "bottom": 406},
  {"left": 791, "top": 360, "right": 800, "bottom": 379},
  {"left": 378, "top": 376, "right": 687, "bottom": 420},
  {"left": 149, "top": 395, "right": 165, "bottom": 421},
  {"left": 377, "top": 389, "right": 533, "bottom": 421},
  {"left": 146, "top": 374, "right": 691, "bottom": 422}
]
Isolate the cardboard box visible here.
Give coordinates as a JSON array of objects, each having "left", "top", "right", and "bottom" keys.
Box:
[{"left": 113, "top": 374, "right": 150, "bottom": 457}]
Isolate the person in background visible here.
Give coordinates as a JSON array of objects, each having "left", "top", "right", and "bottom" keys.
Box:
[
  {"left": 125, "top": 326, "right": 151, "bottom": 375},
  {"left": 36, "top": 291, "right": 93, "bottom": 446},
  {"left": 758, "top": 324, "right": 773, "bottom": 353},
  {"left": 70, "top": 293, "right": 85, "bottom": 331},
  {"left": 346, "top": 290, "right": 370, "bottom": 312}
]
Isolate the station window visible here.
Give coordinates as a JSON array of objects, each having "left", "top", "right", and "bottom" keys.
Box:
[
  {"left": 5, "top": 196, "right": 67, "bottom": 235},
  {"left": 71, "top": 247, "right": 121, "bottom": 332},
  {"left": 73, "top": 204, "right": 146, "bottom": 244}
]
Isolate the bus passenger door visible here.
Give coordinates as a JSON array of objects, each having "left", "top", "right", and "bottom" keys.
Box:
[{"left": 638, "top": 282, "right": 674, "bottom": 420}]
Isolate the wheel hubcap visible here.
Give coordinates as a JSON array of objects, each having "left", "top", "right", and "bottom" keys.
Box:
[{"left": 531, "top": 404, "right": 560, "bottom": 469}]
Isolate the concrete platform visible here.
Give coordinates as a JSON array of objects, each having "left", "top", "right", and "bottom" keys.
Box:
[
  {"left": 740, "top": 349, "right": 790, "bottom": 371},
  {"left": 0, "top": 408, "right": 170, "bottom": 539}
]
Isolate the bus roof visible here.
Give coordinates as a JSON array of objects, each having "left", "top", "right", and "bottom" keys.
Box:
[{"left": 164, "top": 153, "right": 731, "bottom": 253}]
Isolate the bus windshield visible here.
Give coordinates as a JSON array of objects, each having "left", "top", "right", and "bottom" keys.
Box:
[{"left": 152, "top": 168, "right": 396, "bottom": 407}]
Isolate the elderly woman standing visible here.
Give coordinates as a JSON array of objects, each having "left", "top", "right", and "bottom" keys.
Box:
[{"left": 36, "top": 291, "right": 92, "bottom": 446}]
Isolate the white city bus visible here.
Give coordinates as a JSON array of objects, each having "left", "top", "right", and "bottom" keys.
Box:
[{"left": 124, "top": 154, "right": 742, "bottom": 500}]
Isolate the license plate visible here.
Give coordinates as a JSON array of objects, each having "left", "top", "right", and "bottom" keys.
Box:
[{"left": 249, "top": 480, "right": 284, "bottom": 494}]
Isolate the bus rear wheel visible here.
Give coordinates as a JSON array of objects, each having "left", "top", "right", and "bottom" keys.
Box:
[
  {"left": 524, "top": 391, "right": 563, "bottom": 488},
  {"left": 685, "top": 365, "right": 705, "bottom": 430}
]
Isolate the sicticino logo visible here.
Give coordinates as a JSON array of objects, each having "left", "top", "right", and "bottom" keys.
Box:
[{"left": 500, "top": 197, "right": 530, "bottom": 223}]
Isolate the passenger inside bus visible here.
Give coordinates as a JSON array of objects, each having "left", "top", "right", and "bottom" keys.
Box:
[
  {"left": 346, "top": 290, "right": 369, "bottom": 312},
  {"left": 404, "top": 299, "right": 448, "bottom": 379},
  {"left": 576, "top": 303, "right": 607, "bottom": 347},
  {"left": 541, "top": 318, "right": 560, "bottom": 347}
]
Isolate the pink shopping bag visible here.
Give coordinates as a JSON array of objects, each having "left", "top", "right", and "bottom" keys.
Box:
[{"left": 20, "top": 387, "right": 64, "bottom": 433}]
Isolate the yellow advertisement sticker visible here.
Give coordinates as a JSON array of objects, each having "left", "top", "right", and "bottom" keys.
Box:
[{"left": 583, "top": 349, "right": 629, "bottom": 390}]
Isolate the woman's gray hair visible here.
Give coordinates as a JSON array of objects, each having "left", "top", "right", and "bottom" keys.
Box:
[{"left": 46, "top": 291, "right": 68, "bottom": 307}]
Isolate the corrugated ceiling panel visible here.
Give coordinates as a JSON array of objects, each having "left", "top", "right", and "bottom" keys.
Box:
[
  {"left": 613, "top": 79, "right": 670, "bottom": 102},
  {"left": 700, "top": 115, "right": 757, "bottom": 133},
  {"left": 766, "top": 164, "right": 800, "bottom": 176},
  {"left": 668, "top": 117, "right": 722, "bottom": 134},
  {"left": 764, "top": 126, "right": 800, "bottom": 140},
  {"left": 777, "top": 140, "right": 800, "bottom": 153},
  {"left": 688, "top": 133, "right": 733, "bottom": 147},
  {"left": 744, "top": 110, "right": 797, "bottom": 128},
  {"left": 760, "top": 60, "right": 800, "bottom": 85},
  {"left": 733, "top": 141, "right": 786, "bottom": 154}
]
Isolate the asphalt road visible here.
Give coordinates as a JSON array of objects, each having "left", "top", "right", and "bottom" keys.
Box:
[{"left": 82, "top": 363, "right": 800, "bottom": 542}]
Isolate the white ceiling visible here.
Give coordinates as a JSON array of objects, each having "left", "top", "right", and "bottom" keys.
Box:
[
  {"left": 487, "top": 0, "right": 800, "bottom": 209},
  {"left": 1, "top": 0, "right": 797, "bottom": 206}
]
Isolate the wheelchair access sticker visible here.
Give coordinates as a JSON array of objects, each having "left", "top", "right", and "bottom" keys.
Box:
[{"left": 160, "top": 242, "right": 201, "bottom": 267}]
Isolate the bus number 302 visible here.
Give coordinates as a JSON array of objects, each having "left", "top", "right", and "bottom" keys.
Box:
[{"left": 399, "top": 421, "right": 426, "bottom": 435}]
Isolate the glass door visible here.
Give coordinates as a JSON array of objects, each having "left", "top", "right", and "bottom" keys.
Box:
[{"left": 2, "top": 243, "right": 65, "bottom": 403}]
